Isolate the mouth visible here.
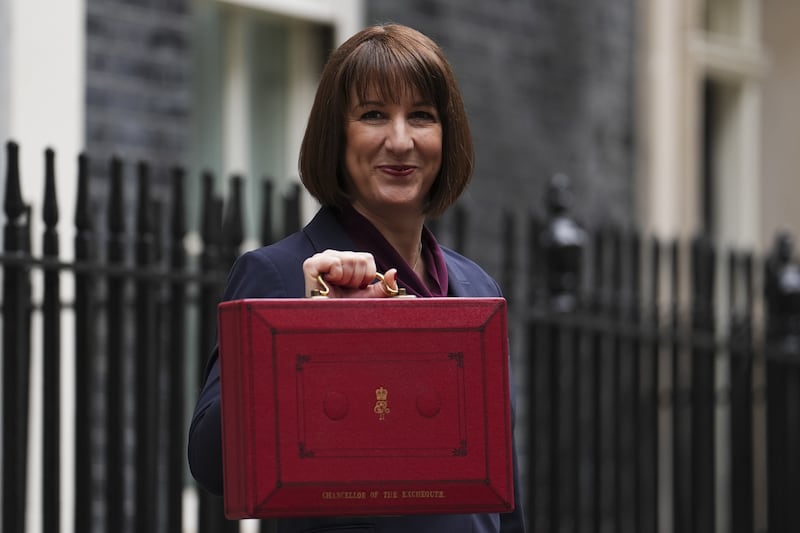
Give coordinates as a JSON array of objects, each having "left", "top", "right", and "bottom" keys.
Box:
[{"left": 378, "top": 165, "right": 416, "bottom": 177}]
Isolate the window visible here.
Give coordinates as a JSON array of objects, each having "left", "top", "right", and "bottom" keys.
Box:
[
  {"left": 694, "top": 0, "right": 765, "bottom": 247},
  {"left": 189, "top": 0, "right": 362, "bottom": 248},
  {"left": 637, "top": 0, "right": 765, "bottom": 248}
]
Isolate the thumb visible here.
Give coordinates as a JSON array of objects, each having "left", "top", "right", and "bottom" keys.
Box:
[{"left": 371, "top": 268, "right": 400, "bottom": 298}]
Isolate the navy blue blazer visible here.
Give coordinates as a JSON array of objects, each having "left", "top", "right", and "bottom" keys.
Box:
[{"left": 188, "top": 206, "right": 527, "bottom": 533}]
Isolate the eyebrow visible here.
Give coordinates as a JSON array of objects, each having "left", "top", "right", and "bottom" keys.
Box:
[
  {"left": 353, "top": 99, "right": 436, "bottom": 108},
  {"left": 354, "top": 100, "right": 383, "bottom": 108}
]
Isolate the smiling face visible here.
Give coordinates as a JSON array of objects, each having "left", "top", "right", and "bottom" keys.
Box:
[{"left": 344, "top": 85, "right": 443, "bottom": 221}]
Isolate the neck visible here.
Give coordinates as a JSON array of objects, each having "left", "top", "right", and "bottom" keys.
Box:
[{"left": 351, "top": 203, "right": 425, "bottom": 265}]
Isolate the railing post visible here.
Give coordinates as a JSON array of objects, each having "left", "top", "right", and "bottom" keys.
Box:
[
  {"left": 527, "top": 214, "right": 545, "bottom": 304},
  {"left": 764, "top": 232, "right": 800, "bottom": 533},
  {"left": 42, "top": 147, "right": 62, "bottom": 533},
  {"left": 261, "top": 177, "right": 274, "bottom": 246},
  {"left": 691, "top": 235, "right": 716, "bottom": 533},
  {"left": 540, "top": 174, "right": 585, "bottom": 313},
  {"left": 500, "top": 210, "right": 516, "bottom": 305},
  {"left": 282, "top": 181, "right": 302, "bottom": 238},
  {"left": 643, "top": 236, "right": 662, "bottom": 533},
  {"left": 196, "top": 170, "right": 237, "bottom": 533},
  {"left": 528, "top": 174, "right": 586, "bottom": 532},
  {"left": 74, "top": 151, "right": 96, "bottom": 533},
  {"left": 2, "top": 140, "right": 33, "bottom": 533},
  {"left": 669, "top": 238, "right": 693, "bottom": 533},
  {"left": 222, "top": 174, "right": 245, "bottom": 267},
  {"left": 198, "top": 170, "right": 223, "bottom": 385},
  {"left": 106, "top": 155, "right": 126, "bottom": 532},
  {"left": 134, "top": 160, "right": 159, "bottom": 533},
  {"left": 729, "top": 251, "right": 754, "bottom": 533},
  {"left": 167, "top": 166, "right": 188, "bottom": 533},
  {"left": 591, "top": 228, "right": 608, "bottom": 531},
  {"left": 608, "top": 228, "right": 623, "bottom": 531}
]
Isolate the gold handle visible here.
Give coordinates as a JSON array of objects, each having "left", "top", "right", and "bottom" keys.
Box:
[
  {"left": 309, "top": 272, "right": 406, "bottom": 298},
  {"left": 310, "top": 274, "right": 331, "bottom": 297}
]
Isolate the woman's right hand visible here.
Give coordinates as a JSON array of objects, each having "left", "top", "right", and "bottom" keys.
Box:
[{"left": 302, "top": 249, "right": 399, "bottom": 298}]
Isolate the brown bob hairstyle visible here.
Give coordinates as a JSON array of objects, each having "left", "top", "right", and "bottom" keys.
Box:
[{"left": 298, "top": 23, "right": 474, "bottom": 217}]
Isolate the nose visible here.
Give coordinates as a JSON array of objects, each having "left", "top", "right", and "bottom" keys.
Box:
[{"left": 384, "top": 118, "right": 413, "bottom": 153}]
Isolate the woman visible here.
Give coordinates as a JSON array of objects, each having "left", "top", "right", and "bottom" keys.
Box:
[{"left": 189, "top": 23, "right": 526, "bottom": 533}]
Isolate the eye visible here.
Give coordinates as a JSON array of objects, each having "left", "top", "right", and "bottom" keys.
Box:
[
  {"left": 409, "top": 110, "right": 438, "bottom": 123},
  {"left": 359, "top": 110, "right": 385, "bottom": 121}
]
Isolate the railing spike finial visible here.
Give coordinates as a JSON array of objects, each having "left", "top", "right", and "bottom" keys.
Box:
[
  {"left": 43, "top": 148, "right": 59, "bottom": 228},
  {"left": 136, "top": 160, "right": 152, "bottom": 234},
  {"left": 200, "top": 170, "right": 218, "bottom": 245},
  {"left": 222, "top": 174, "right": 245, "bottom": 267},
  {"left": 541, "top": 173, "right": 586, "bottom": 312},
  {"left": 171, "top": 166, "right": 186, "bottom": 241},
  {"left": 75, "top": 153, "right": 93, "bottom": 232},
  {"left": 282, "top": 181, "right": 302, "bottom": 238},
  {"left": 4, "top": 140, "right": 25, "bottom": 223},
  {"left": 109, "top": 156, "right": 125, "bottom": 233},
  {"left": 260, "top": 177, "right": 274, "bottom": 246}
]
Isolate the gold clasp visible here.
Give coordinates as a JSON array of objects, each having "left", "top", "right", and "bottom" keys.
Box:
[
  {"left": 374, "top": 272, "right": 400, "bottom": 296},
  {"left": 309, "top": 272, "right": 408, "bottom": 298}
]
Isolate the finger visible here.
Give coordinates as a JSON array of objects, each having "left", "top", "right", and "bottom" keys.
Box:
[
  {"left": 353, "top": 258, "right": 375, "bottom": 289},
  {"left": 368, "top": 268, "right": 399, "bottom": 298},
  {"left": 383, "top": 268, "right": 398, "bottom": 293},
  {"left": 302, "top": 250, "right": 339, "bottom": 280},
  {"left": 331, "top": 252, "right": 375, "bottom": 288},
  {"left": 302, "top": 250, "right": 378, "bottom": 296},
  {"left": 303, "top": 253, "right": 336, "bottom": 296}
]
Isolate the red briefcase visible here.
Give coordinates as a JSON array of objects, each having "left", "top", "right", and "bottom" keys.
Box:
[{"left": 217, "top": 297, "right": 514, "bottom": 518}]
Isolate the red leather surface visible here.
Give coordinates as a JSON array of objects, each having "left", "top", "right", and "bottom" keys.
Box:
[{"left": 218, "top": 297, "right": 513, "bottom": 518}]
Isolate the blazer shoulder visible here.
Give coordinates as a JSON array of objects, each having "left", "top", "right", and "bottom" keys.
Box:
[
  {"left": 224, "top": 232, "right": 314, "bottom": 300},
  {"left": 441, "top": 246, "right": 503, "bottom": 297}
]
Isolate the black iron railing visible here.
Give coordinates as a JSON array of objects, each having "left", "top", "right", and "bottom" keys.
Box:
[
  {"left": 3, "top": 142, "right": 800, "bottom": 533},
  {"left": 1, "top": 140, "right": 302, "bottom": 533}
]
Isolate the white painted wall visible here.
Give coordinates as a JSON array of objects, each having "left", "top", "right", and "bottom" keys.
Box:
[
  {"left": 0, "top": 1, "right": 10, "bottom": 175},
  {"left": 0, "top": 2, "right": 85, "bottom": 533},
  {"left": 637, "top": 0, "right": 700, "bottom": 240},
  {"left": 5, "top": 0, "right": 85, "bottom": 258},
  {"left": 760, "top": 1, "right": 800, "bottom": 250}
]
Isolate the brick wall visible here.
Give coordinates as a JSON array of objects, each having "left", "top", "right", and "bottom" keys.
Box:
[
  {"left": 367, "top": 0, "right": 637, "bottom": 278},
  {"left": 85, "top": 0, "right": 192, "bottom": 216}
]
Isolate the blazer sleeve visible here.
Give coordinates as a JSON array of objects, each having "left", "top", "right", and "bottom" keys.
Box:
[
  {"left": 187, "top": 248, "right": 299, "bottom": 494},
  {"left": 501, "top": 377, "right": 527, "bottom": 532}
]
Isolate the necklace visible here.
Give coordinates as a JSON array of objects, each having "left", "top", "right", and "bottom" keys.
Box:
[{"left": 411, "top": 241, "right": 423, "bottom": 270}]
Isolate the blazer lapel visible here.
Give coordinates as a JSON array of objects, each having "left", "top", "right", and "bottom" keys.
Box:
[{"left": 302, "top": 206, "right": 355, "bottom": 253}]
